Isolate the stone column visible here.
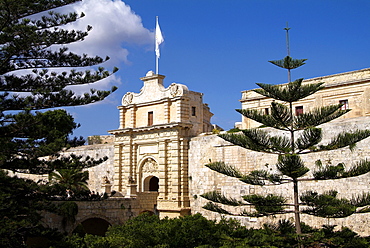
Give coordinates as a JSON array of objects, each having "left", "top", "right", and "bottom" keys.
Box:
[
  {"left": 125, "top": 138, "right": 137, "bottom": 198},
  {"left": 164, "top": 99, "right": 170, "bottom": 123},
  {"left": 158, "top": 138, "right": 169, "bottom": 198},
  {"left": 113, "top": 143, "right": 123, "bottom": 192},
  {"left": 176, "top": 100, "right": 182, "bottom": 122},
  {"left": 130, "top": 105, "right": 137, "bottom": 128},
  {"left": 179, "top": 137, "right": 190, "bottom": 208},
  {"left": 119, "top": 107, "right": 126, "bottom": 129}
]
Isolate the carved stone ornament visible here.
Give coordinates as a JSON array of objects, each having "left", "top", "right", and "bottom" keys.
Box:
[
  {"left": 102, "top": 176, "right": 110, "bottom": 184},
  {"left": 142, "top": 158, "right": 158, "bottom": 173},
  {"left": 122, "top": 92, "right": 133, "bottom": 105},
  {"left": 170, "top": 83, "right": 182, "bottom": 97}
]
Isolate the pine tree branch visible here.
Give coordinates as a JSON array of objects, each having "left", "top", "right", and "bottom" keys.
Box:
[
  {"left": 204, "top": 161, "right": 243, "bottom": 178},
  {"left": 236, "top": 101, "right": 292, "bottom": 131},
  {"left": 239, "top": 170, "right": 287, "bottom": 185},
  {"left": 242, "top": 194, "right": 286, "bottom": 216},
  {"left": 219, "top": 130, "right": 291, "bottom": 154},
  {"left": 254, "top": 79, "right": 324, "bottom": 103},
  {"left": 201, "top": 191, "right": 245, "bottom": 206},
  {"left": 268, "top": 56, "right": 307, "bottom": 70},
  {"left": 319, "top": 130, "right": 370, "bottom": 152},
  {"left": 2, "top": 86, "right": 117, "bottom": 111},
  {"left": 300, "top": 190, "right": 356, "bottom": 218},
  {"left": 202, "top": 202, "right": 233, "bottom": 215},
  {"left": 1, "top": 67, "right": 118, "bottom": 93},
  {"left": 276, "top": 154, "right": 309, "bottom": 179},
  {"left": 294, "top": 105, "right": 350, "bottom": 129},
  {"left": 295, "top": 127, "right": 322, "bottom": 153}
]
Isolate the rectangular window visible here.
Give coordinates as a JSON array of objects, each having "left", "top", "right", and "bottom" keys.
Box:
[
  {"left": 191, "top": 106, "right": 196, "bottom": 116},
  {"left": 264, "top": 108, "right": 269, "bottom": 115},
  {"left": 295, "top": 106, "right": 303, "bottom": 116},
  {"left": 148, "top": 111, "right": 153, "bottom": 126},
  {"left": 339, "top": 100, "right": 349, "bottom": 110}
]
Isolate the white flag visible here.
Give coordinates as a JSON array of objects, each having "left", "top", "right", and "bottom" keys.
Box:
[{"left": 155, "top": 18, "right": 164, "bottom": 58}]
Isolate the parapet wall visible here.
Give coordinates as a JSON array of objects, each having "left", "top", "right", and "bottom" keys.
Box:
[{"left": 188, "top": 116, "right": 370, "bottom": 235}]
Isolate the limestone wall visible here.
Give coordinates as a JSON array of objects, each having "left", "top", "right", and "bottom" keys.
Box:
[
  {"left": 189, "top": 116, "right": 370, "bottom": 235},
  {"left": 241, "top": 68, "right": 370, "bottom": 129},
  {"left": 61, "top": 144, "right": 115, "bottom": 193}
]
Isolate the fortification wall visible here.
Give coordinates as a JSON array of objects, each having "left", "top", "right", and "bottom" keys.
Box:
[
  {"left": 57, "top": 144, "right": 115, "bottom": 194},
  {"left": 189, "top": 116, "right": 370, "bottom": 235}
]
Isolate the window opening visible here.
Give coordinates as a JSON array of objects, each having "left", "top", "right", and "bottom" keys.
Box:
[
  {"left": 191, "top": 106, "right": 196, "bottom": 116},
  {"left": 339, "top": 100, "right": 349, "bottom": 110},
  {"left": 295, "top": 106, "right": 303, "bottom": 116},
  {"left": 148, "top": 111, "right": 153, "bottom": 126},
  {"left": 264, "top": 108, "right": 269, "bottom": 115}
]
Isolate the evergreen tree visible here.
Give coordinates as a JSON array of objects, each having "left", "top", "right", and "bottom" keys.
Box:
[
  {"left": 201, "top": 55, "right": 370, "bottom": 236},
  {"left": 0, "top": 0, "right": 118, "bottom": 174},
  {"left": 0, "top": 0, "right": 117, "bottom": 245}
]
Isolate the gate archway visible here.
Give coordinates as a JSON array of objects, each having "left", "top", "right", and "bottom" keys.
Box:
[
  {"left": 74, "top": 217, "right": 111, "bottom": 236},
  {"left": 144, "top": 176, "right": 159, "bottom": 192}
]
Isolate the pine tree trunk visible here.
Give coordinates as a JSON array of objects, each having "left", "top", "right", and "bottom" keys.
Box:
[{"left": 293, "top": 178, "right": 302, "bottom": 234}]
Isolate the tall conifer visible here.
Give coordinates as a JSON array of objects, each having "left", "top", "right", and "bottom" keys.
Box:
[{"left": 202, "top": 52, "right": 370, "bottom": 237}]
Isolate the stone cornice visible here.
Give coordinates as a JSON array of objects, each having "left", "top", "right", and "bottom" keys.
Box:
[
  {"left": 118, "top": 96, "right": 187, "bottom": 110},
  {"left": 240, "top": 67, "right": 370, "bottom": 102},
  {"left": 108, "top": 122, "right": 193, "bottom": 135}
]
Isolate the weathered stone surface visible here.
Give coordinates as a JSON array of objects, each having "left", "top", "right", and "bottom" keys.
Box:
[{"left": 188, "top": 116, "right": 370, "bottom": 236}]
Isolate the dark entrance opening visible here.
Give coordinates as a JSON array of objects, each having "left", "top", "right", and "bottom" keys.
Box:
[
  {"left": 149, "top": 176, "right": 159, "bottom": 191},
  {"left": 75, "top": 218, "right": 111, "bottom": 236}
]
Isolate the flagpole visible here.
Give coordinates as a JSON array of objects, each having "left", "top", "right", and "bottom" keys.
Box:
[
  {"left": 155, "top": 16, "right": 159, "bottom": 75},
  {"left": 155, "top": 16, "right": 164, "bottom": 75}
]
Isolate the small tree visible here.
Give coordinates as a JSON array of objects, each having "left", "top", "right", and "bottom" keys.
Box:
[{"left": 201, "top": 55, "right": 370, "bottom": 236}]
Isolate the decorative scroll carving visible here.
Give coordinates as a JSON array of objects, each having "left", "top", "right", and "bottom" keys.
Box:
[
  {"left": 142, "top": 158, "right": 158, "bottom": 173},
  {"left": 122, "top": 92, "right": 133, "bottom": 105},
  {"left": 170, "top": 83, "right": 182, "bottom": 97}
]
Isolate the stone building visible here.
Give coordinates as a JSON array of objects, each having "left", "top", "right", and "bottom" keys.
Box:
[
  {"left": 240, "top": 68, "right": 370, "bottom": 128},
  {"left": 108, "top": 71, "right": 213, "bottom": 218},
  {"left": 24, "top": 68, "right": 370, "bottom": 235}
]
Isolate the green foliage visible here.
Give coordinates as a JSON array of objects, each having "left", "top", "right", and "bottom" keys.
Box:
[
  {"left": 239, "top": 169, "right": 283, "bottom": 185},
  {"left": 58, "top": 214, "right": 370, "bottom": 248},
  {"left": 0, "top": 1, "right": 118, "bottom": 246},
  {"left": 269, "top": 56, "right": 307, "bottom": 70},
  {"left": 313, "top": 160, "right": 345, "bottom": 179},
  {"left": 57, "top": 201, "right": 79, "bottom": 229},
  {"left": 49, "top": 167, "right": 89, "bottom": 193},
  {"left": 254, "top": 78, "right": 323, "bottom": 103},
  {"left": 276, "top": 154, "right": 309, "bottom": 179},
  {"left": 301, "top": 191, "right": 356, "bottom": 218},
  {"left": 204, "top": 161, "right": 243, "bottom": 178},
  {"left": 313, "top": 159, "right": 370, "bottom": 180},
  {"left": 220, "top": 129, "right": 292, "bottom": 154},
  {"left": 0, "top": 170, "right": 56, "bottom": 247},
  {"left": 227, "top": 127, "right": 241, "bottom": 133},
  {"left": 202, "top": 50, "right": 370, "bottom": 238},
  {"left": 201, "top": 191, "right": 244, "bottom": 206},
  {"left": 0, "top": 0, "right": 118, "bottom": 174},
  {"left": 203, "top": 201, "right": 232, "bottom": 215},
  {"left": 243, "top": 194, "right": 286, "bottom": 216}
]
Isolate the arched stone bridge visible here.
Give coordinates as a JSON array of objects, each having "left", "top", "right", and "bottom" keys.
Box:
[{"left": 42, "top": 193, "right": 158, "bottom": 235}]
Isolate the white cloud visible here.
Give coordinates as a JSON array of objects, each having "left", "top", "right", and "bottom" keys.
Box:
[
  {"left": 53, "top": 0, "right": 153, "bottom": 102},
  {"left": 63, "top": 0, "right": 153, "bottom": 65}
]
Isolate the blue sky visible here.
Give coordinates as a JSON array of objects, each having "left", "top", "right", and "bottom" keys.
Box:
[{"left": 61, "top": 0, "right": 370, "bottom": 139}]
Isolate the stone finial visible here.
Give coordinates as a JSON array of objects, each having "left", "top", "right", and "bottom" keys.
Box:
[{"left": 146, "top": 70, "right": 155, "bottom": 76}]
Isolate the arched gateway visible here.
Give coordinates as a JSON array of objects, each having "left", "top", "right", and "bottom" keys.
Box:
[{"left": 109, "top": 71, "right": 213, "bottom": 218}]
